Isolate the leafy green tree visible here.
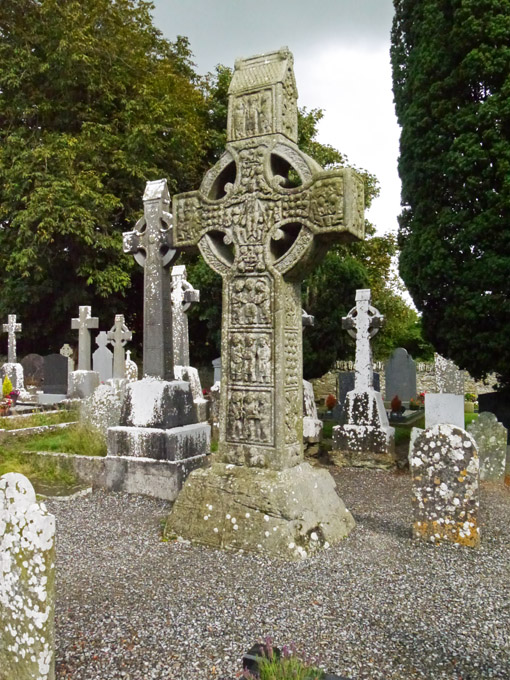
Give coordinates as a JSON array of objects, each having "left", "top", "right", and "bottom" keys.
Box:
[
  {"left": 391, "top": 0, "right": 510, "bottom": 387},
  {"left": 0, "top": 0, "right": 211, "bottom": 352}
]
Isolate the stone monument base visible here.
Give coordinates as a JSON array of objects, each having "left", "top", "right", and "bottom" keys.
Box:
[
  {"left": 68, "top": 370, "right": 100, "bottom": 399},
  {"left": 164, "top": 461, "right": 355, "bottom": 560},
  {"left": 1, "top": 362, "right": 31, "bottom": 400},
  {"left": 303, "top": 416, "right": 323, "bottom": 444},
  {"left": 108, "top": 422, "right": 210, "bottom": 460}
]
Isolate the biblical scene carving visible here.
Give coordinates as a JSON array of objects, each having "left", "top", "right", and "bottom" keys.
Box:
[
  {"left": 230, "top": 276, "right": 272, "bottom": 326},
  {"left": 232, "top": 90, "right": 273, "bottom": 139},
  {"left": 227, "top": 389, "right": 273, "bottom": 444},
  {"left": 229, "top": 332, "right": 272, "bottom": 385},
  {"left": 285, "top": 390, "right": 299, "bottom": 444},
  {"left": 309, "top": 178, "right": 344, "bottom": 227}
]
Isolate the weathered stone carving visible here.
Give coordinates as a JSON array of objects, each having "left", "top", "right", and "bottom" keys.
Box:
[
  {"left": 2, "top": 314, "right": 21, "bottom": 364},
  {"left": 166, "top": 48, "right": 361, "bottom": 558},
  {"left": 107, "top": 314, "right": 132, "bottom": 379},
  {"left": 170, "top": 264, "right": 200, "bottom": 368},
  {"left": 71, "top": 306, "right": 99, "bottom": 371}
]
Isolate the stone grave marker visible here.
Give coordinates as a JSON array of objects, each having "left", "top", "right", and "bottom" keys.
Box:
[
  {"left": 435, "top": 354, "right": 464, "bottom": 394},
  {"left": 0, "top": 473, "right": 55, "bottom": 680},
  {"left": 107, "top": 314, "right": 132, "bottom": 379},
  {"left": 60, "top": 343, "right": 74, "bottom": 374},
  {"left": 125, "top": 350, "right": 138, "bottom": 382},
  {"left": 212, "top": 357, "right": 222, "bottom": 383},
  {"left": 21, "top": 353, "right": 44, "bottom": 388},
  {"left": 2, "top": 314, "right": 21, "bottom": 363},
  {"left": 1, "top": 313, "right": 28, "bottom": 394},
  {"left": 165, "top": 47, "right": 362, "bottom": 558},
  {"left": 333, "top": 370, "right": 380, "bottom": 421},
  {"left": 303, "top": 379, "right": 322, "bottom": 444},
  {"left": 43, "top": 353, "right": 68, "bottom": 394},
  {"left": 385, "top": 347, "right": 416, "bottom": 403},
  {"left": 93, "top": 331, "right": 113, "bottom": 382},
  {"left": 410, "top": 424, "right": 480, "bottom": 547},
  {"left": 69, "top": 306, "right": 100, "bottom": 398},
  {"left": 425, "top": 353, "right": 465, "bottom": 429},
  {"left": 171, "top": 264, "right": 199, "bottom": 368},
  {"left": 467, "top": 412, "right": 507, "bottom": 481},
  {"left": 332, "top": 289, "right": 395, "bottom": 467}
]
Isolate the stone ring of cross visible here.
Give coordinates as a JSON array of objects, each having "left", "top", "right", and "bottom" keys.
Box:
[{"left": 344, "top": 305, "right": 384, "bottom": 339}]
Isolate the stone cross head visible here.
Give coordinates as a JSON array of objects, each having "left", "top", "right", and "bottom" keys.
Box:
[
  {"left": 107, "top": 314, "right": 132, "bottom": 379},
  {"left": 71, "top": 306, "right": 99, "bottom": 371},
  {"left": 2, "top": 314, "right": 22, "bottom": 364}
]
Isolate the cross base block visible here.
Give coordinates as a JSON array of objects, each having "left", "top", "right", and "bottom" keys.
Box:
[
  {"left": 164, "top": 462, "right": 355, "bottom": 560},
  {"left": 68, "top": 370, "right": 100, "bottom": 399}
]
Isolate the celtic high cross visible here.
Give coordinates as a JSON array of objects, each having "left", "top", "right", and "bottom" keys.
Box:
[
  {"left": 342, "top": 289, "right": 384, "bottom": 392},
  {"left": 2, "top": 315, "right": 21, "bottom": 364},
  {"left": 107, "top": 314, "right": 132, "bottom": 379},
  {"left": 123, "top": 180, "right": 178, "bottom": 380},
  {"left": 170, "top": 265, "right": 200, "bottom": 367},
  {"left": 172, "top": 48, "right": 364, "bottom": 470}
]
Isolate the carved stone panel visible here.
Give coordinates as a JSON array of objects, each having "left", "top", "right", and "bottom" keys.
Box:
[
  {"left": 229, "top": 332, "right": 272, "bottom": 386},
  {"left": 227, "top": 388, "right": 273, "bottom": 446}
]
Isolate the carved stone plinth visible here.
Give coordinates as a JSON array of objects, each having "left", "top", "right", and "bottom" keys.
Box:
[{"left": 165, "top": 462, "right": 355, "bottom": 560}]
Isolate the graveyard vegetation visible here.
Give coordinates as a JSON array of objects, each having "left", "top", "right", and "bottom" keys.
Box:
[{"left": 391, "top": 0, "right": 510, "bottom": 389}]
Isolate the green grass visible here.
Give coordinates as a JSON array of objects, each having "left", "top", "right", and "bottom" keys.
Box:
[
  {"left": 465, "top": 412, "right": 479, "bottom": 427},
  {"left": 0, "top": 409, "right": 78, "bottom": 430}
]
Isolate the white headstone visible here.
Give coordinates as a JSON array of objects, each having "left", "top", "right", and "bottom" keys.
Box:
[
  {"left": 425, "top": 393, "right": 465, "bottom": 429},
  {"left": 2, "top": 314, "right": 22, "bottom": 364},
  {"left": 71, "top": 306, "right": 99, "bottom": 371},
  {"left": 435, "top": 354, "right": 464, "bottom": 395},
  {"left": 92, "top": 331, "right": 113, "bottom": 383}
]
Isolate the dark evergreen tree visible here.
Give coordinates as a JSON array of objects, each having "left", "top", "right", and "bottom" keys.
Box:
[{"left": 391, "top": 0, "right": 510, "bottom": 388}]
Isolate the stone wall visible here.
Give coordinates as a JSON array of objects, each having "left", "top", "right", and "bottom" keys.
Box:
[{"left": 311, "top": 361, "right": 498, "bottom": 404}]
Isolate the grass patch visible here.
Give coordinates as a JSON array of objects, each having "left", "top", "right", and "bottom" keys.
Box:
[
  {"left": 465, "top": 412, "right": 479, "bottom": 427},
  {"left": 0, "top": 409, "right": 78, "bottom": 430}
]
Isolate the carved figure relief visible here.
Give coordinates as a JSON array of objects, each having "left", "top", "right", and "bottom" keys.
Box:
[
  {"left": 230, "top": 277, "right": 272, "bottom": 326},
  {"left": 310, "top": 179, "right": 344, "bottom": 227},
  {"left": 227, "top": 389, "right": 272, "bottom": 444},
  {"left": 229, "top": 332, "right": 272, "bottom": 385},
  {"left": 233, "top": 91, "right": 272, "bottom": 139}
]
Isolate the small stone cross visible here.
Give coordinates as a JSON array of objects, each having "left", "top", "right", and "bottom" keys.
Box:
[
  {"left": 107, "top": 314, "right": 132, "bottom": 379},
  {"left": 171, "top": 265, "right": 199, "bottom": 367},
  {"left": 342, "top": 289, "right": 384, "bottom": 392},
  {"left": 60, "top": 343, "right": 74, "bottom": 373},
  {"left": 172, "top": 48, "right": 364, "bottom": 470},
  {"left": 2, "top": 314, "right": 22, "bottom": 364},
  {"left": 123, "top": 180, "right": 178, "bottom": 380},
  {"left": 71, "top": 306, "right": 99, "bottom": 371}
]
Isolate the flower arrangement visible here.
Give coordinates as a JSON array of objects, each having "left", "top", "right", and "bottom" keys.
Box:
[
  {"left": 465, "top": 393, "right": 477, "bottom": 403},
  {"left": 9, "top": 389, "right": 20, "bottom": 403},
  {"left": 243, "top": 638, "right": 324, "bottom": 680},
  {"left": 2, "top": 375, "right": 13, "bottom": 398},
  {"left": 409, "top": 392, "right": 425, "bottom": 410}
]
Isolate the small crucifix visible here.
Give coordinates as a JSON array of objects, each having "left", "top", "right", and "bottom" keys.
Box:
[
  {"left": 71, "top": 306, "right": 99, "bottom": 371},
  {"left": 342, "top": 289, "right": 384, "bottom": 392},
  {"left": 107, "top": 314, "right": 132, "bottom": 379},
  {"left": 2, "top": 314, "right": 22, "bottom": 364},
  {"left": 123, "top": 180, "right": 178, "bottom": 380}
]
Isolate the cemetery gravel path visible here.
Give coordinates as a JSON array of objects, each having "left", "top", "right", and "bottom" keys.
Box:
[{"left": 46, "top": 467, "right": 510, "bottom": 680}]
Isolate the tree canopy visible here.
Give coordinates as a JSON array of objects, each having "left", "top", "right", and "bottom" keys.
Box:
[{"left": 391, "top": 0, "right": 510, "bottom": 388}]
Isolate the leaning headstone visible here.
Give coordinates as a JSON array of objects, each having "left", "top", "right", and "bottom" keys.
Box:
[
  {"left": 467, "top": 412, "right": 507, "bottom": 481},
  {"left": 21, "top": 353, "right": 44, "bottom": 388},
  {"left": 303, "top": 379, "right": 322, "bottom": 444},
  {"left": 92, "top": 331, "right": 113, "bottom": 383},
  {"left": 0, "top": 473, "right": 55, "bottom": 680},
  {"left": 107, "top": 314, "right": 132, "bottom": 379},
  {"left": 410, "top": 424, "right": 480, "bottom": 547},
  {"left": 332, "top": 289, "right": 395, "bottom": 468},
  {"left": 165, "top": 47, "right": 361, "bottom": 559},
  {"left": 435, "top": 353, "right": 464, "bottom": 394},
  {"left": 68, "top": 306, "right": 100, "bottom": 398},
  {"left": 385, "top": 347, "right": 416, "bottom": 403}
]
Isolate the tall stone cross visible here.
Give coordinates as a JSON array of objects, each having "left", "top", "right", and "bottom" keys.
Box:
[
  {"left": 3, "top": 314, "right": 22, "bottom": 364},
  {"left": 170, "top": 265, "right": 199, "bottom": 367},
  {"left": 107, "top": 314, "right": 132, "bottom": 379},
  {"left": 71, "top": 306, "right": 99, "bottom": 371},
  {"left": 172, "top": 48, "right": 365, "bottom": 470},
  {"left": 342, "top": 289, "right": 384, "bottom": 392},
  {"left": 123, "top": 180, "right": 178, "bottom": 380}
]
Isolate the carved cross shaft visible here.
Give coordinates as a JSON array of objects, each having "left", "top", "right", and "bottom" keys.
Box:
[
  {"left": 123, "top": 179, "right": 178, "bottom": 380},
  {"left": 2, "top": 314, "right": 22, "bottom": 364},
  {"left": 107, "top": 314, "right": 132, "bottom": 379},
  {"left": 172, "top": 49, "right": 364, "bottom": 471},
  {"left": 71, "top": 306, "right": 99, "bottom": 371},
  {"left": 342, "top": 289, "right": 384, "bottom": 392},
  {"left": 171, "top": 265, "right": 199, "bottom": 367}
]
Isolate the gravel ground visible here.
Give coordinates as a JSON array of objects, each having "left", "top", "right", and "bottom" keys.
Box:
[{"left": 47, "top": 467, "right": 510, "bottom": 680}]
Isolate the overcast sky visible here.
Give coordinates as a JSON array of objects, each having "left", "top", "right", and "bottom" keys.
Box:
[{"left": 151, "top": 0, "right": 400, "bottom": 236}]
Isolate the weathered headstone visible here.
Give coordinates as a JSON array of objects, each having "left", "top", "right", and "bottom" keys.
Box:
[
  {"left": 21, "top": 353, "right": 44, "bottom": 388},
  {"left": 165, "top": 47, "right": 362, "bottom": 558},
  {"left": 410, "top": 424, "right": 480, "bottom": 547},
  {"left": 478, "top": 392, "right": 510, "bottom": 444},
  {"left": 467, "top": 412, "right": 507, "bottom": 481},
  {"left": 92, "top": 331, "right": 113, "bottom": 383},
  {"left": 42, "top": 353, "right": 68, "bottom": 394},
  {"left": 424, "top": 354, "right": 465, "bottom": 429},
  {"left": 59, "top": 343, "right": 75, "bottom": 374},
  {"left": 125, "top": 350, "right": 138, "bottom": 383},
  {"left": 107, "top": 315, "right": 132, "bottom": 379},
  {"left": 332, "top": 289, "right": 395, "bottom": 467},
  {"left": 69, "top": 306, "right": 100, "bottom": 398},
  {"left": 385, "top": 347, "right": 416, "bottom": 403},
  {"left": 0, "top": 473, "right": 55, "bottom": 680},
  {"left": 171, "top": 264, "right": 199, "bottom": 368},
  {"left": 435, "top": 353, "right": 464, "bottom": 394}
]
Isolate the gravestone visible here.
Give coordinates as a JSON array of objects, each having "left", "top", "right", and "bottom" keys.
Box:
[
  {"left": 333, "top": 370, "right": 380, "bottom": 421},
  {"left": 332, "top": 289, "right": 395, "bottom": 468},
  {"left": 43, "top": 353, "right": 68, "bottom": 394},
  {"left": 107, "top": 179, "right": 210, "bottom": 493},
  {"left": 435, "top": 354, "right": 464, "bottom": 394},
  {"left": 59, "top": 343, "right": 74, "bottom": 374},
  {"left": 1, "top": 314, "right": 28, "bottom": 394},
  {"left": 2, "top": 314, "right": 21, "bottom": 363},
  {"left": 424, "top": 353, "right": 465, "bottom": 429},
  {"left": 69, "top": 306, "right": 100, "bottom": 398},
  {"left": 21, "top": 353, "right": 44, "bottom": 387},
  {"left": 92, "top": 331, "right": 113, "bottom": 383},
  {"left": 410, "top": 424, "right": 480, "bottom": 547},
  {"left": 0, "top": 473, "right": 55, "bottom": 680},
  {"left": 212, "top": 357, "right": 222, "bottom": 383},
  {"left": 478, "top": 392, "right": 510, "bottom": 443},
  {"left": 385, "top": 347, "right": 416, "bottom": 403},
  {"left": 165, "top": 47, "right": 362, "bottom": 559},
  {"left": 467, "top": 412, "right": 507, "bottom": 481},
  {"left": 171, "top": 264, "right": 200, "bottom": 368},
  {"left": 107, "top": 314, "right": 132, "bottom": 379}
]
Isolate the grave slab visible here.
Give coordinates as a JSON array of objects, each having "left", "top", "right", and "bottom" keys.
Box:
[{"left": 425, "top": 393, "right": 464, "bottom": 429}]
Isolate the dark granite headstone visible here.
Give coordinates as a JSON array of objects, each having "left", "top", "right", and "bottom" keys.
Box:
[
  {"left": 20, "top": 353, "right": 44, "bottom": 387},
  {"left": 478, "top": 392, "right": 510, "bottom": 443},
  {"left": 43, "top": 353, "right": 68, "bottom": 394},
  {"left": 334, "top": 371, "right": 380, "bottom": 421},
  {"left": 385, "top": 347, "right": 416, "bottom": 402}
]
